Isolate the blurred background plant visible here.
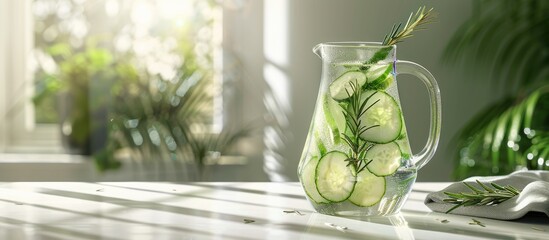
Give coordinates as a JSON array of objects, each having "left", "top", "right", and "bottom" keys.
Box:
[
  {"left": 445, "top": 0, "right": 549, "bottom": 180},
  {"left": 94, "top": 51, "right": 252, "bottom": 180},
  {"left": 34, "top": 41, "right": 113, "bottom": 155},
  {"left": 31, "top": 0, "right": 251, "bottom": 180}
]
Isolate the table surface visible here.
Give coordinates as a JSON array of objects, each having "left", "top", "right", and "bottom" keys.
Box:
[{"left": 0, "top": 182, "right": 546, "bottom": 240}]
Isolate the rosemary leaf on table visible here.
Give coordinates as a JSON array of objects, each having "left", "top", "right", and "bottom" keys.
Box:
[{"left": 443, "top": 180, "right": 521, "bottom": 213}]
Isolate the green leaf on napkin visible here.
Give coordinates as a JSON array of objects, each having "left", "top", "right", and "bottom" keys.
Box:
[{"left": 443, "top": 180, "right": 521, "bottom": 213}]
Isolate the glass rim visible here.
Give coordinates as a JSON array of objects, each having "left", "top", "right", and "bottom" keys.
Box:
[
  {"left": 314, "top": 42, "right": 396, "bottom": 49},
  {"left": 312, "top": 42, "right": 396, "bottom": 56}
]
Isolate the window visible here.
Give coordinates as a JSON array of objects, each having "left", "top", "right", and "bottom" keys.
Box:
[{"left": 1, "top": 0, "right": 223, "bottom": 158}]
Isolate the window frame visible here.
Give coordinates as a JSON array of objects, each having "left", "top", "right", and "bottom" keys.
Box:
[
  {"left": 0, "top": 0, "right": 268, "bottom": 182},
  {"left": 1, "top": 0, "right": 229, "bottom": 154},
  {"left": 0, "top": 0, "right": 64, "bottom": 153}
]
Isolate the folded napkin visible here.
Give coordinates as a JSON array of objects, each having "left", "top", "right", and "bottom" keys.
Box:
[{"left": 424, "top": 170, "right": 549, "bottom": 220}]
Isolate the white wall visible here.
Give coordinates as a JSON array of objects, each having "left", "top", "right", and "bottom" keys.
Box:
[
  {"left": 0, "top": 0, "right": 7, "bottom": 151},
  {"left": 0, "top": 0, "right": 498, "bottom": 182},
  {"left": 226, "top": 0, "right": 501, "bottom": 181}
]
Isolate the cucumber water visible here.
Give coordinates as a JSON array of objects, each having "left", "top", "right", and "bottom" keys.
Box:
[{"left": 298, "top": 61, "right": 417, "bottom": 216}]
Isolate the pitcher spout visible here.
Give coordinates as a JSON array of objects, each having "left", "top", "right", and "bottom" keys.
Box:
[{"left": 312, "top": 43, "right": 323, "bottom": 59}]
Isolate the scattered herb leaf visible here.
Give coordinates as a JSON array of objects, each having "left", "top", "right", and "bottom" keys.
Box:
[
  {"left": 243, "top": 219, "right": 255, "bottom": 224},
  {"left": 441, "top": 219, "right": 449, "bottom": 224},
  {"left": 531, "top": 227, "right": 546, "bottom": 232},
  {"left": 469, "top": 218, "right": 486, "bottom": 227},
  {"left": 336, "top": 226, "right": 348, "bottom": 231},
  {"left": 283, "top": 210, "right": 304, "bottom": 216},
  {"left": 325, "top": 222, "right": 348, "bottom": 232}
]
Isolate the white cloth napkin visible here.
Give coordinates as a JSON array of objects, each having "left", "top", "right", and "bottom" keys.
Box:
[{"left": 424, "top": 170, "right": 549, "bottom": 220}]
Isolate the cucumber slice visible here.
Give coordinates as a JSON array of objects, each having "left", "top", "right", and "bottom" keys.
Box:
[
  {"left": 329, "top": 71, "right": 366, "bottom": 101},
  {"left": 301, "top": 156, "right": 329, "bottom": 203},
  {"left": 359, "top": 91, "right": 403, "bottom": 143},
  {"left": 365, "top": 64, "right": 393, "bottom": 90},
  {"left": 315, "top": 151, "right": 355, "bottom": 202},
  {"left": 323, "top": 94, "right": 346, "bottom": 143},
  {"left": 348, "top": 169, "right": 386, "bottom": 207},
  {"left": 365, "top": 64, "right": 391, "bottom": 80},
  {"left": 369, "top": 75, "right": 394, "bottom": 90},
  {"left": 366, "top": 142, "right": 402, "bottom": 176},
  {"left": 313, "top": 131, "right": 327, "bottom": 157},
  {"left": 396, "top": 128, "right": 413, "bottom": 160}
]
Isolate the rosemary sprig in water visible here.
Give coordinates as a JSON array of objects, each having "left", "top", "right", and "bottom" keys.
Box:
[
  {"left": 341, "top": 80, "right": 379, "bottom": 173},
  {"left": 443, "top": 180, "right": 521, "bottom": 213},
  {"left": 382, "top": 6, "right": 436, "bottom": 46}
]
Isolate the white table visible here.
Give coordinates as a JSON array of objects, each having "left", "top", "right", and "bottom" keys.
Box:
[{"left": 0, "top": 182, "right": 546, "bottom": 239}]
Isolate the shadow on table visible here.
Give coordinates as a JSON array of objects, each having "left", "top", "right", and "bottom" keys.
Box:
[
  {"left": 343, "top": 209, "right": 547, "bottom": 240},
  {"left": 22, "top": 187, "right": 387, "bottom": 239}
]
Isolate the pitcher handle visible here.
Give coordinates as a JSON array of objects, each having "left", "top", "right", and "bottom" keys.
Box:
[{"left": 395, "top": 60, "right": 442, "bottom": 170}]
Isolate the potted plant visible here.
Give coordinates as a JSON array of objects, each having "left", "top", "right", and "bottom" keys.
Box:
[{"left": 34, "top": 42, "right": 113, "bottom": 155}]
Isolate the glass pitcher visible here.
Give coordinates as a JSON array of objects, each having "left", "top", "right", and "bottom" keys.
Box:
[{"left": 298, "top": 42, "right": 441, "bottom": 216}]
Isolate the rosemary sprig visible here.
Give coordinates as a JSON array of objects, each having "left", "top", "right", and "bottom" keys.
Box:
[
  {"left": 341, "top": 80, "right": 379, "bottom": 173},
  {"left": 443, "top": 180, "right": 521, "bottom": 213},
  {"left": 382, "top": 6, "right": 436, "bottom": 46},
  {"left": 361, "top": 7, "right": 435, "bottom": 67}
]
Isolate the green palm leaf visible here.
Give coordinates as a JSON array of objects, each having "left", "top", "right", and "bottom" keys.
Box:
[
  {"left": 454, "top": 87, "right": 549, "bottom": 179},
  {"left": 444, "top": 0, "right": 549, "bottom": 92},
  {"left": 445, "top": 0, "right": 549, "bottom": 179}
]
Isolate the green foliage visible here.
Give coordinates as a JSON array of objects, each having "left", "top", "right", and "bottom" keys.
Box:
[
  {"left": 31, "top": 0, "right": 250, "bottom": 178},
  {"left": 446, "top": 0, "right": 549, "bottom": 179},
  {"left": 444, "top": 1, "right": 549, "bottom": 92},
  {"left": 33, "top": 42, "right": 114, "bottom": 153},
  {"left": 96, "top": 61, "right": 253, "bottom": 176}
]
